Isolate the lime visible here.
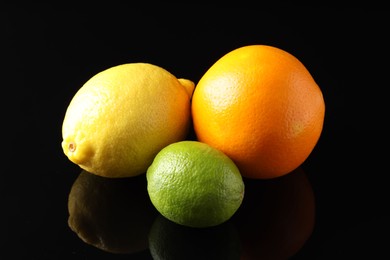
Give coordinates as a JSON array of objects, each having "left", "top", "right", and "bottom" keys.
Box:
[{"left": 146, "top": 140, "right": 245, "bottom": 228}]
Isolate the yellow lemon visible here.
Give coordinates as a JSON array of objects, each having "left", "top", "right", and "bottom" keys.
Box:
[{"left": 61, "top": 63, "right": 194, "bottom": 178}]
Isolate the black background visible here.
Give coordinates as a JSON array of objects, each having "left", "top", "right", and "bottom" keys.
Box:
[{"left": 2, "top": 5, "right": 388, "bottom": 259}]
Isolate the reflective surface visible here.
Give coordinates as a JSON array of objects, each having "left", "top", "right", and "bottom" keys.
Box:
[
  {"left": 67, "top": 171, "right": 157, "bottom": 255},
  {"left": 2, "top": 6, "right": 389, "bottom": 259},
  {"left": 234, "top": 167, "right": 315, "bottom": 259},
  {"left": 63, "top": 167, "right": 314, "bottom": 259}
]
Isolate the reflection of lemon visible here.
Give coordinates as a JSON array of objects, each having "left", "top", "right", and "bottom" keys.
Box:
[
  {"left": 62, "top": 63, "right": 194, "bottom": 178},
  {"left": 146, "top": 140, "right": 245, "bottom": 228},
  {"left": 148, "top": 214, "right": 241, "bottom": 260},
  {"left": 67, "top": 170, "right": 158, "bottom": 254}
]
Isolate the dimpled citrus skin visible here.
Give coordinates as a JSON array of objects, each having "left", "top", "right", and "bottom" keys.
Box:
[
  {"left": 191, "top": 45, "right": 325, "bottom": 179},
  {"left": 62, "top": 63, "right": 194, "bottom": 178},
  {"left": 146, "top": 141, "right": 245, "bottom": 228}
]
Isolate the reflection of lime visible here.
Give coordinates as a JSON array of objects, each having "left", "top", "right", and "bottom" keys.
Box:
[
  {"left": 67, "top": 170, "right": 158, "bottom": 254},
  {"left": 233, "top": 167, "right": 315, "bottom": 259},
  {"left": 146, "top": 140, "right": 245, "bottom": 228},
  {"left": 148, "top": 214, "right": 241, "bottom": 260}
]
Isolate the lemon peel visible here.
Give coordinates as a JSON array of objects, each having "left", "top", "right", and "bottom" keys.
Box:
[{"left": 62, "top": 63, "right": 193, "bottom": 178}]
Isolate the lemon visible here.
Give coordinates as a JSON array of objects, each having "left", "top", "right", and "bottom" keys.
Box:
[
  {"left": 146, "top": 140, "right": 245, "bottom": 228},
  {"left": 61, "top": 63, "right": 194, "bottom": 178}
]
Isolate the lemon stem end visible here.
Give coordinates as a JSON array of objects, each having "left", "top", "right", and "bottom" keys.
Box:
[{"left": 178, "top": 78, "right": 195, "bottom": 99}]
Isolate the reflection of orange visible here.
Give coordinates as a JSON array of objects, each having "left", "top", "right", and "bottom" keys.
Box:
[
  {"left": 233, "top": 167, "right": 315, "bottom": 259},
  {"left": 192, "top": 45, "right": 325, "bottom": 179},
  {"left": 67, "top": 170, "right": 158, "bottom": 254}
]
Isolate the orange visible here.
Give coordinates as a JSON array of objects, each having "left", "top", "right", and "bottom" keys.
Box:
[{"left": 191, "top": 45, "right": 325, "bottom": 179}]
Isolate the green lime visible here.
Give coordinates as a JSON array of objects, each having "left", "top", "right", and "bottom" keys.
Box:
[{"left": 146, "top": 140, "right": 245, "bottom": 228}]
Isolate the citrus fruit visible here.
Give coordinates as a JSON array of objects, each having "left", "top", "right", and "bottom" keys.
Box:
[
  {"left": 146, "top": 140, "right": 245, "bottom": 228},
  {"left": 61, "top": 63, "right": 194, "bottom": 178},
  {"left": 67, "top": 170, "right": 157, "bottom": 254},
  {"left": 191, "top": 44, "right": 325, "bottom": 179}
]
